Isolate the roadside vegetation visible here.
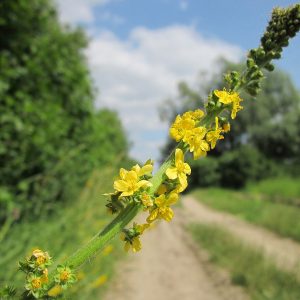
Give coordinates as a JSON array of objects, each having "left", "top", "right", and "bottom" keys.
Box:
[
  {"left": 0, "top": 168, "right": 124, "bottom": 299},
  {"left": 247, "top": 177, "right": 300, "bottom": 207},
  {"left": 192, "top": 177, "right": 300, "bottom": 242},
  {"left": 189, "top": 223, "right": 300, "bottom": 300}
]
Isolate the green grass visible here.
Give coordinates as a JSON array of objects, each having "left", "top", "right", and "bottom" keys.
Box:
[
  {"left": 189, "top": 223, "right": 300, "bottom": 300},
  {"left": 192, "top": 187, "right": 300, "bottom": 242},
  {"left": 247, "top": 177, "right": 300, "bottom": 206},
  {"left": 0, "top": 168, "right": 123, "bottom": 299}
]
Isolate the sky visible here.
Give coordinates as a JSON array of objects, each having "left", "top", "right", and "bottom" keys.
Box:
[{"left": 56, "top": 0, "right": 300, "bottom": 165}]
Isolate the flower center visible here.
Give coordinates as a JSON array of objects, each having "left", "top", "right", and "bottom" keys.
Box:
[
  {"left": 36, "top": 256, "right": 46, "bottom": 266},
  {"left": 60, "top": 271, "right": 70, "bottom": 282},
  {"left": 32, "top": 278, "right": 42, "bottom": 289}
]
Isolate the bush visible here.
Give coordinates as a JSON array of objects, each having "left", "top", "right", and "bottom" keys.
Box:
[
  {"left": 218, "top": 145, "right": 278, "bottom": 188},
  {"left": 187, "top": 156, "right": 220, "bottom": 188}
]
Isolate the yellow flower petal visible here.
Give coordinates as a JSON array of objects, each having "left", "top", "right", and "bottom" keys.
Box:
[
  {"left": 176, "top": 177, "right": 187, "bottom": 192},
  {"left": 166, "top": 193, "right": 178, "bottom": 206},
  {"left": 139, "top": 164, "right": 153, "bottom": 176},
  {"left": 162, "top": 207, "right": 174, "bottom": 222},
  {"left": 124, "top": 242, "right": 131, "bottom": 252},
  {"left": 126, "top": 170, "right": 138, "bottom": 182},
  {"left": 113, "top": 180, "right": 129, "bottom": 192},
  {"left": 178, "top": 173, "right": 187, "bottom": 187},
  {"left": 175, "top": 148, "right": 184, "bottom": 164},
  {"left": 165, "top": 167, "right": 178, "bottom": 180},
  {"left": 183, "top": 163, "right": 191, "bottom": 175},
  {"left": 147, "top": 209, "right": 158, "bottom": 223},
  {"left": 136, "top": 180, "right": 152, "bottom": 189},
  {"left": 132, "top": 237, "right": 142, "bottom": 252},
  {"left": 119, "top": 168, "right": 127, "bottom": 179},
  {"left": 154, "top": 194, "right": 165, "bottom": 207}
]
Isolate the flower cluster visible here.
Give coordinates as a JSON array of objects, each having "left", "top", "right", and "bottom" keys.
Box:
[
  {"left": 170, "top": 89, "right": 241, "bottom": 159},
  {"left": 105, "top": 160, "right": 154, "bottom": 215},
  {"left": 54, "top": 265, "right": 77, "bottom": 289},
  {"left": 19, "top": 249, "right": 77, "bottom": 298},
  {"left": 108, "top": 90, "right": 243, "bottom": 253},
  {"left": 115, "top": 148, "right": 191, "bottom": 252},
  {"left": 19, "top": 249, "right": 52, "bottom": 298},
  {"left": 214, "top": 90, "right": 243, "bottom": 119}
]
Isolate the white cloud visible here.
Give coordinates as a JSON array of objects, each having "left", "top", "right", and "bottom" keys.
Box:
[
  {"left": 98, "top": 11, "right": 125, "bottom": 25},
  {"left": 56, "top": 0, "right": 115, "bottom": 23},
  {"left": 86, "top": 25, "right": 243, "bottom": 162}
]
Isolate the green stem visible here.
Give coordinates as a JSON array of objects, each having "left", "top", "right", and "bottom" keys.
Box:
[
  {"left": 64, "top": 202, "right": 140, "bottom": 268},
  {"left": 46, "top": 147, "right": 177, "bottom": 291},
  {"left": 46, "top": 203, "right": 139, "bottom": 292},
  {"left": 45, "top": 83, "right": 236, "bottom": 297}
]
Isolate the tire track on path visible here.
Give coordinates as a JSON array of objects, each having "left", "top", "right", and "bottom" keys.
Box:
[{"left": 183, "top": 195, "right": 300, "bottom": 276}]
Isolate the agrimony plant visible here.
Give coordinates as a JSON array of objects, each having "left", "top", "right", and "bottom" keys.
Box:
[{"left": 3, "top": 4, "right": 299, "bottom": 299}]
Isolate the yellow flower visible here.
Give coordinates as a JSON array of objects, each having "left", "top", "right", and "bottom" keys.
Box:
[
  {"left": 91, "top": 274, "right": 108, "bottom": 288},
  {"left": 165, "top": 149, "right": 191, "bottom": 187},
  {"left": 186, "top": 127, "right": 210, "bottom": 159},
  {"left": 135, "top": 223, "right": 150, "bottom": 234},
  {"left": 41, "top": 269, "right": 48, "bottom": 284},
  {"left": 30, "top": 249, "right": 51, "bottom": 269},
  {"left": 32, "top": 249, "right": 47, "bottom": 263},
  {"left": 131, "top": 160, "right": 153, "bottom": 177},
  {"left": 140, "top": 192, "right": 153, "bottom": 207},
  {"left": 170, "top": 115, "right": 195, "bottom": 142},
  {"left": 102, "top": 245, "right": 114, "bottom": 256},
  {"left": 231, "top": 94, "right": 243, "bottom": 119},
  {"left": 60, "top": 270, "right": 70, "bottom": 282},
  {"left": 222, "top": 122, "right": 231, "bottom": 132},
  {"left": 214, "top": 89, "right": 243, "bottom": 119},
  {"left": 123, "top": 236, "right": 142, "bottom": 253},
  {"left": 31, "top": 278, "right": 42, "bottom": 290},
  {"left": 214, "top": 89, "right": 233, "bottom": 104},
  {"left": 156, "top": 184, "right": 167, "bottom": 195},
  {"left": 48, "top": 285, "right": 63, "bottom": 297},
  {"left": 147, "top": 193, "right": 178, "bottom": 222},
  {"left": 190, "top": 109, "right": 205, "bottom": 120},
  {"left": 206, "top": 117, "right": 224, "bottom": 149},
  {"left": 182, "top": 109, "right": 205, "bottom": 121},
  {"left": 114, "top": 169, "right": 152, "bottom": 198}
]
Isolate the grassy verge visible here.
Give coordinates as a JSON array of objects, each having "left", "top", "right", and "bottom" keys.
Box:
[
  {"left": 0, "top": 168, "right": 123, "bottom": 299},
  {"left": 247, "top": 177, "right": 300, "bottom": 207},
  {"left": 192, "top": 187, "right": 300, "bottom": 242},
  {"left": 189, "top": 223, "right": 300, "bottom": 300}
]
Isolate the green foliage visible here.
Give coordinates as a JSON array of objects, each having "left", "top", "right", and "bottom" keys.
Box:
[
  {"left": 247, "top": 177, "right": 300, "bottom": 207},
  {"left": 193, "top": 184, "right": 300, "bottom": 242},
  {"left": 0, "top": 0, "right": 129, "bottom": 221},
  {"left": 187, "top": 156, "right": 220, "bottom": 187},
  {"left": 189, "top": 223, "right": 300, "bottom": 300},
  {"left": 0, "top": 169, "right": 124, "bottom": 299},
  {"left": 187, "top": 145, "right": 278, "bottom": 189},
  {"left": 218, "top": 145, "right": 278, "bottom": 188}
]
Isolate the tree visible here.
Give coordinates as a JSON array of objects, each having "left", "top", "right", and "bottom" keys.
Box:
[{"left": 0, "top": 0, "right": 129, "bottom": 221}]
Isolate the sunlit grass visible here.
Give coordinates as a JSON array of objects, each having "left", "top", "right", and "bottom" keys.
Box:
[
  {"left": 192, "top": 185, "right": 300, "bottom": 242},
  {"left": 247, "top": 177, "right": 300, "bottom": 206},
  {"left": 189, "top": 223, "right": 300, "bottom": 300}
]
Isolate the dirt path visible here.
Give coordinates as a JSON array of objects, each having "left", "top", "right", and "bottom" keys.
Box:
[
  {"left": 104, "top": 209, "right": 249, "bottom": 300},
  {"left": 104, "top": 195, "right": 300, "bottom": 300},
  {"left": 182, "top": 195, "right": 300, "bottom": 275}
]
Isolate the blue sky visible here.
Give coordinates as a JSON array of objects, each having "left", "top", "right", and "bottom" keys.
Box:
[{"left": 57, "top": 0, "right": 300, "bottom": 164}]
